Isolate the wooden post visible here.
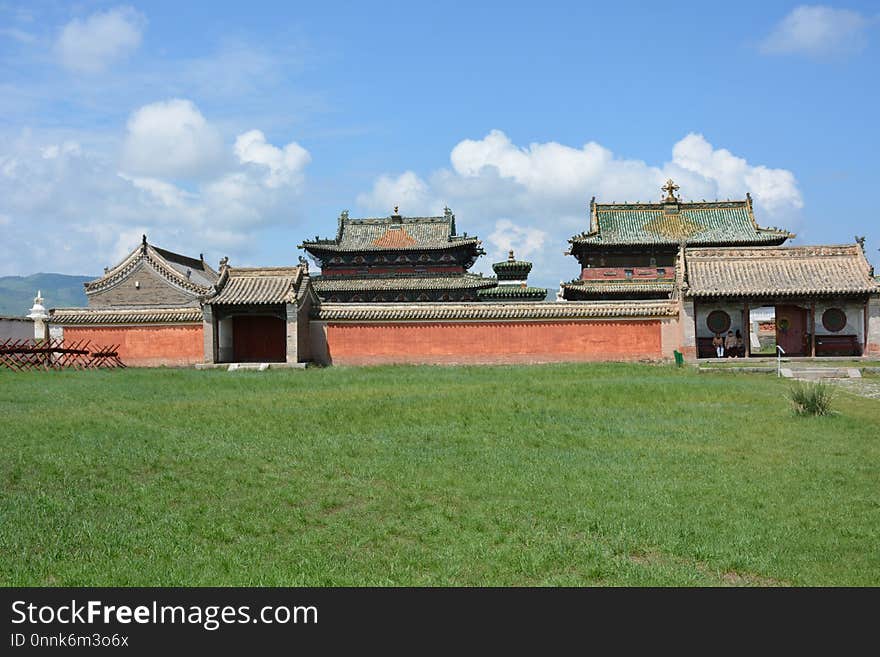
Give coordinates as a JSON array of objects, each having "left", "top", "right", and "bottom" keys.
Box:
[
  {"left": 744, "top": 301, "right": 751, "bottom": 357},
  {"left": 810, "top": 301, "right": 816, "bottom": 357}
]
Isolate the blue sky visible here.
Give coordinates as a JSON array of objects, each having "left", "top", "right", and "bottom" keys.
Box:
[{"left": 1, "top": 1, "right": 878, "bottom": 289}]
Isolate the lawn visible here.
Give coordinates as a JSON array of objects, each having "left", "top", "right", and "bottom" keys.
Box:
[{"left": 1, "top": 363, "right": 878, "bottom": 586}]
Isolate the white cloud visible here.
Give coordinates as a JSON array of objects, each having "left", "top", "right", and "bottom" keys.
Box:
[
  {"left": 55, "top": 6, "right": 146, "bottom": 73},
  {"left": 488, "top": 220, "right": 547, "bottom": 262},
  {"left": 760, "top": 5, "right": 871, "bottom": 56},
  {"left": 357, "top": 130, "right": 803, "bottom": 284},
  {"left": 356, "top": 170, "right": 431, "bottom": 215},
  {"left": 121, "top": 99, "right": 224, "bottom": 179},
  {"left": 234, "top": 130, "right": 311, "bottom": 188},
  {"left": 0, "top": 102, "right": 311, "bottom": 276}
]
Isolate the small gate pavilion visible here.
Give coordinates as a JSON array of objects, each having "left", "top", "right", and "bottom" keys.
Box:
[{"left": 681, "top": 244, "right": 879, "bottom": 357}]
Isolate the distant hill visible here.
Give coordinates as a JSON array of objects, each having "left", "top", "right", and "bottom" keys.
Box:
[{"left": 0, "top": 273, "right": 92, "bottom": 316}]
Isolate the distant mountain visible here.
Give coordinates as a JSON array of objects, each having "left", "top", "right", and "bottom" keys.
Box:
[{"left": 0, "top": 273, "right": 92, "bottom": 316}]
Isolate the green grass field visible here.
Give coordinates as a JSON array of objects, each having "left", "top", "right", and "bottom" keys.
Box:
[{"left": 1, "top": 363, "right": 878, "bottom": 586}]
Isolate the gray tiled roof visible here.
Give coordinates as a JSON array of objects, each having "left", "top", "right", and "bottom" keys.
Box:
[
  {"left": 205, "top": 267, "right": 305, "bottom": 305},
  {"left": 684, "top": 245, "right": 879, "bottom": 297},
  {"left": 300, "top": 211, "right": 482, "bottom": 253},
  {"left": 50, "top": 307, "right": 202, "bottom": 325},
  {"left": 313, "top": 300, "right": 678, "bottom": 321},
  {"left": 85, "top": 240, "right": 218, "bottom": 296}
]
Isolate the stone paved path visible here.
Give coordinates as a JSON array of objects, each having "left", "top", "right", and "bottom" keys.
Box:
[{"left": 829, "top": 378, "right": 880, "bottom": 400}]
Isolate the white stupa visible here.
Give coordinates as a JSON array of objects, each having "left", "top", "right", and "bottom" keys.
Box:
[
  {"left": 26, "top": 290, "right": 48, "bottom": 321},
  {"left": 27, "top": 290, "right": 50, "bottom": 340}
]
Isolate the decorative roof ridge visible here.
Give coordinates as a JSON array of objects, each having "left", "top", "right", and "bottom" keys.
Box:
[
  {"left": 594, "top": 199, "right": 750, "bottom": 210},
  {"left": 685, "top": 244, "right": 863, "bottom": 258},
  {"left": 343, "top": 215, "right": 451, "bottom": 225},
  {"left": 225, "top": 266, "right": 304, "bottom": 276}
]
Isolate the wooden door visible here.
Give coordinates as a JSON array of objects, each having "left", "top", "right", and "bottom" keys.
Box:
[
  {"left": 775, "top": 305, "right": 806, "bottom": 356},
  {"left": 232, "top": 315, "right": 285, "bottom": 362}
]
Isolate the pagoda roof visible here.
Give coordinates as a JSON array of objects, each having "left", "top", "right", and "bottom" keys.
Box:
[
  {"left": 569, "top": 193, "right": 793, "bottom": 248},
  {"left": 312, "top": 272, "right": 496, "bottom": 294},
  {"left": 204, "top": 266, "right": 308, "bottom": 306},
  {"left": 300, "top": 208, "right": 484, "bottom": 254},
  {"left": 84, "top": 236, "right": 218, "bottom": 297},
  {"left": 684, "top": 244, "right": 879, "bottom": 298}
]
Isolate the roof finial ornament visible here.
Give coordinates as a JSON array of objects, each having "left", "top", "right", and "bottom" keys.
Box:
[
  {"left": 219, "top": 256, "right": 228, "bottom": 269},
  {"left": 855, "top": 235, "right": 866, "bottom": 252},
  {"left": 662, "top": 179, "right": 680, "bottom": 202},
  {"left": 393, "top": 205, "right": 399, "bottom": 215},
  {"left": 508, "top": 249, "right": 515, "bottom": 262}
]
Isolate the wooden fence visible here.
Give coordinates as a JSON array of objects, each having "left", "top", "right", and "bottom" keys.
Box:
[{"left": 0, "top": 338, "right": 125, "bottom": 371}]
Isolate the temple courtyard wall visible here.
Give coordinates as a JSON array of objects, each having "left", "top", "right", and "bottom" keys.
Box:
[
  {"left": 63, "top": 324, "right": 204, "bottom": 367},
  {"left": 308, "top": 302, "right": 679, "bottom": 366}
]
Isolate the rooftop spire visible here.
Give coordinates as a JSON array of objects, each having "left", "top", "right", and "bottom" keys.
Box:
[{"left": 661, "top": 178, "right": 680, "bottom": 202}]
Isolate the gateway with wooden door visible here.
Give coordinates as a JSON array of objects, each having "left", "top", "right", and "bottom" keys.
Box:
[
  {"left": 202, "top": 262, "right": 318, "bottom": 365},
  {"left": 684, "top": 244, "right": 878, "bottom": 358}
]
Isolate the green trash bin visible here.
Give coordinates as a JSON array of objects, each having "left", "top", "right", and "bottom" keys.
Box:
[{"left": 673, "top": 350, "right": 684, "bottom": 367}]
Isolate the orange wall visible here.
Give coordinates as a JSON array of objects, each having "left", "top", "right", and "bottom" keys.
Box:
[
  {"left": 64, "top": 324, "right": 203, "bottom": 367},
  {"left": 323, "top": 320, "right": 662, "bottom": 365}
]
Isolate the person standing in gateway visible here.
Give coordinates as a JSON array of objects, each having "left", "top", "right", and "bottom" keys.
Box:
[
  {"left": 712, "top": 333, "right": 724, "bottom": 358},
  {"left": 725, "top": 330, "right": 737, "bottom": 358}
]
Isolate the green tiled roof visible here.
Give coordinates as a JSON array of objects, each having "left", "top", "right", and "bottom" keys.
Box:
[
  {"left": 477, "top": 285, "right": 548, "bottom": 301},
  {"left": 562, "top": 280, "right": 675, "bottom": 298},
  {"left": 300, "top": 209, "right": 483, "bottom": 253},
  {"left": 492, "top": 258, "right": 533, "bottom": 280},
  {"left": 570, "top": 198, "right": 792, "bottom": 247},
  {"left": 312, "top": 273, "right": 496, "bottom": 293}
]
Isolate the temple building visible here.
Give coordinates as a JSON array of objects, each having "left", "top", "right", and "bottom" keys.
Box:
[
  {"left": 299, "top": 207, "right": 497, "bottom": 302},
  {"left": 477, "top": 251, "right": 548, "bottom": 302},
  {"left": 561, "top": 180, "right": 793, "bottom": 301},
  {"left": 49, "top": 236, "right": 217, "bottom": 366}
]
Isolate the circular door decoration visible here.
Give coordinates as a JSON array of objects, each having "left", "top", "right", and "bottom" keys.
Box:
[
  {"left": 822, "top": 308, "right": 847, "bottom": 333},
  {"left": 706, "top": 310, "right": 731, "bottom": 334},
  {"left": 778, "top": 317, "right": 790, "bottom": 333}
]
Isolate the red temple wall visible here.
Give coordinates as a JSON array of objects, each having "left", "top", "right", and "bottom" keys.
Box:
[
  {"left": 63, "top": 324, "right": 204, "bottom": 367},
  {"left": 318, "top": 320, "right": 664, "bottom": 366}
]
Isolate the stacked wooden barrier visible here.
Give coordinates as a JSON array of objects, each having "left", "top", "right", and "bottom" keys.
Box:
[{"left": 0, "top": 338, "right": 125, "bottom": 371}]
